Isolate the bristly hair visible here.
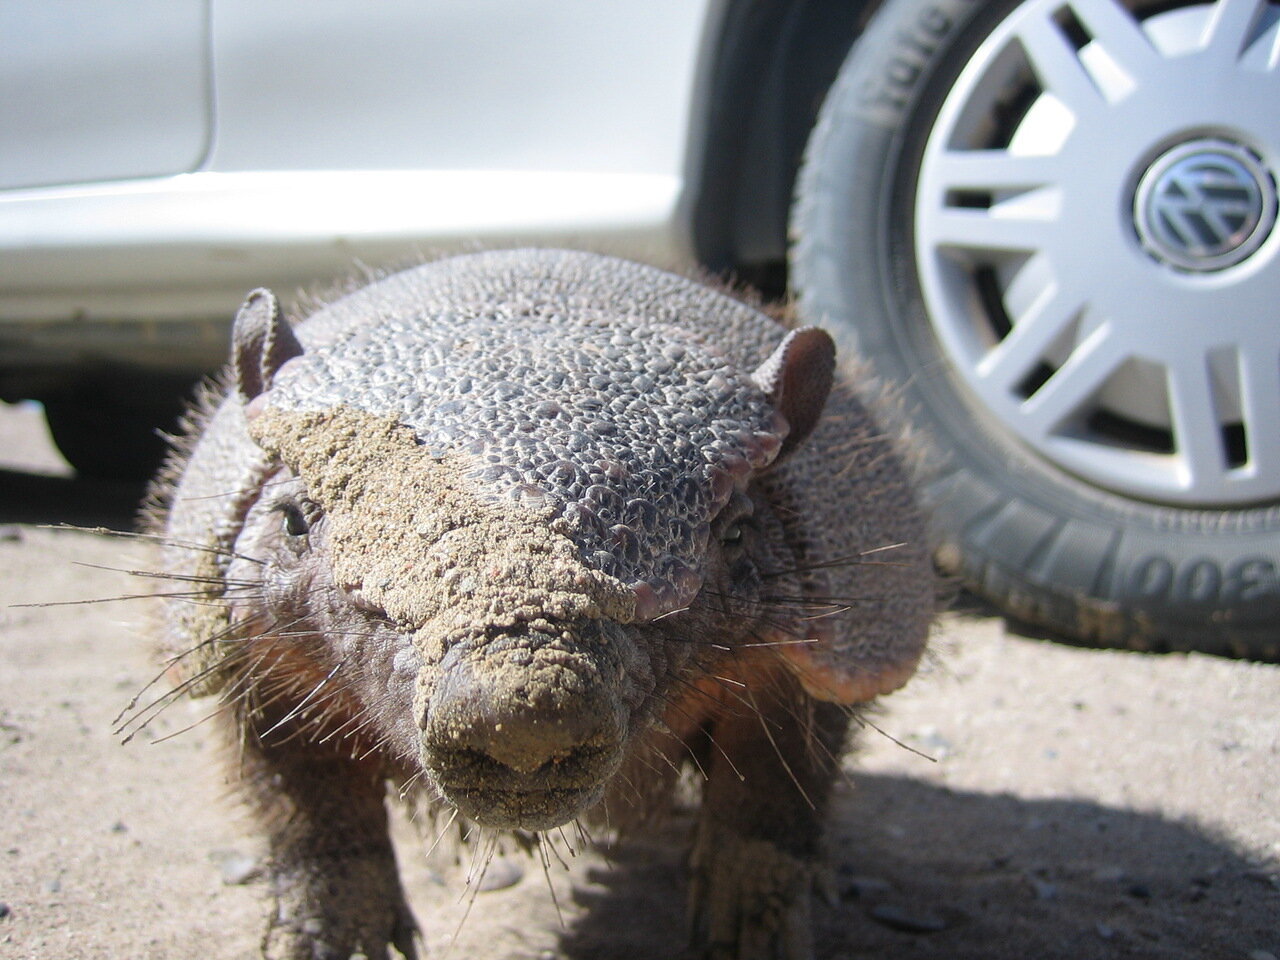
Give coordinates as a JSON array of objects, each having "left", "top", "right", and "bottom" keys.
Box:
[{"left": 138, "top": 368, "right": 236, "bottom": 538}]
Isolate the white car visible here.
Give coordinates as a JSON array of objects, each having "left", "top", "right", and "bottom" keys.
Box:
[{"left": 3, "top": 0, "right": 1276, "bottom": 657}]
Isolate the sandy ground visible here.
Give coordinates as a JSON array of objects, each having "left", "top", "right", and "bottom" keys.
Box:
[{"left": 0, "top": 398, "right": 1276, "bottom": 960}]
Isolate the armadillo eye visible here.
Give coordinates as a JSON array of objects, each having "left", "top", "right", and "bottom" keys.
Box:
[
  {"left": 714, "top": 492, "right": 754, "bottom": 552},
  {"left": 277, "top": 501, "right": 310, "bottom": 538}
]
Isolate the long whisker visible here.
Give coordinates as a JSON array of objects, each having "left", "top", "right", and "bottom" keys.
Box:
[
  {"left": 424, "top": 806, "right": 460, "bottom": 860},
  {"left": 259, "top": 663, "right": 344, "bottom": 737},
  {"left": 38, "top": 523, "right": 267, "bottom": 565},
  {"left": 660, "top": 694, "right": 743, "bottom": 782},
  {"left": 758, "top": 544, "right": 915, "bottom": 579},
  {"left": 65, "top": 559, "right": 257, "bottom": 586},
  {"left": 112, "top": 615, "right": 250, "bottom": 726},
  {"left": 146, "top": 701, "right": 237, "bottom": 744},
  {"left": 13, "top": 589, "right": 231, "bottom": 608},
  {"left": 537, "top": 834, "right": 566, "bottom": 929},
  {"left": 776, "top": 647, "right": 937, "bottom": 763},
  {"left": 555, "top": 825, "right": 577, "bottom": 859},
  {"left": 745, "top": 685, "right": 815, "bottom": 811}
]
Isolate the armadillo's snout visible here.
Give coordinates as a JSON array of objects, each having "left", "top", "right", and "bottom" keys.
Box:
[{"left": 422, "top": 630, "right": 628, "bottom": 830}]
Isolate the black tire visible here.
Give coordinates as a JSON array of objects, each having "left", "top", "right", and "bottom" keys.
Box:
[
  {"left": 43, "top": 374, "right": 191, "bottom": 482},
  {"left": 791, "top": 0, "right": 1280, "bottom": 658}
]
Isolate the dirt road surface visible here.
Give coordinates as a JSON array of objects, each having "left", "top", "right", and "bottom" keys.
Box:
[{"left": 1, "top": 400, "right": 1276, "bottom": 959}]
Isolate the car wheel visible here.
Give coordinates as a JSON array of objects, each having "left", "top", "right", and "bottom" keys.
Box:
[{"left": 791, "top": 0, "right": 1280, "bottom": 657}]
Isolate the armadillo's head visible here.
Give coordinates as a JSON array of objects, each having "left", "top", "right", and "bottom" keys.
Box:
[{"left": 228, "top": 251, "right": 837, "bottom": 831}]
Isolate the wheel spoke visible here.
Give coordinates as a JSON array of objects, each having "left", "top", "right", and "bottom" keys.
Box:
[
  {"left": 1014, "top": 11, "right": 1107, "bottom": 117},
  {"left": 1065, "top": 0, "right": 1163, "bottom": 80},
  {"left": 977, "top": 283, "right": 1086, "bottom": 391},
  {"left": 1238, "top": 349, "right": 1280, "bottom": 478},
  {"left": 922, "top": 206, "right": 1053, "bottom": 253},
  {"left": 1202, "top": 0, "right": 1274, "bottom": 60},
  {"left": 928, "top": 150, "right": 1063, "bottom": 193},
  {"left": 1167, "top": 354, "right": 1229, "bottom": 487},
  {"left": 1018, "top": 323, "right": 1122, "bottom": 436}
]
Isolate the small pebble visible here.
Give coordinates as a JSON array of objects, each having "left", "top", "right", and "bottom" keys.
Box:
[
  {"left": 1095, "top": 923, "right": 1115, "bottom": 940},
  {"left": 868, "top": 903, "right": 948, "bottom": 934},
  {"left": 0, "top": 526, "right": 22, "bottom": 543},
  {"left": 222, "top": 856, "right": 261, "bottom": 886},
  {"left": 1248, "top": 951, "right": 1278, "bottom": 960},
  {"left": 476, "top": 857, "right": 524, "bottom": 892},
  {"left": 211, "top": 849, "right": 262, "bottom": 886},
  {"left": 0, "top": 903, "right": 10, "bottom": 920}
]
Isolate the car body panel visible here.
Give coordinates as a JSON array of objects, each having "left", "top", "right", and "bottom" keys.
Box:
[
  {"left": 0, "top": 0, "right": 211, "bottom": 190},
  {"left": 0, "top": 170, "right": 684, "bottom": 329},
  {"left": 207, "top": 0, "right": 705, "bottom": 177},
  {"left": 0, "top": 0, "right": 711, "bottom": 347}
]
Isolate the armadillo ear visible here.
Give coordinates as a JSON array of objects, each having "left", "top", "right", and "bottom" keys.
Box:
[
  {"left": 752, "top": 326, "right": 836, "bottom": 459},
  {"left": 233, "top": 289, "right": 303, "bottom": 403}
]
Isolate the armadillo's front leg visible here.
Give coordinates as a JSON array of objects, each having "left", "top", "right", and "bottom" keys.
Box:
[
  {"left": 687, "top": 670, "right": 849, "bottom": 960},
  {"left": 231, "top": 712, "right": 421, "bottom": 960}
]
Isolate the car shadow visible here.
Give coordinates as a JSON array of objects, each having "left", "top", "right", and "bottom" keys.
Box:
[
  {"left": 0, "top": 466, "right": 146, "bottom": 531},
  {"left": 559, "top": 774, "right": 1277, "bottom": 960}
]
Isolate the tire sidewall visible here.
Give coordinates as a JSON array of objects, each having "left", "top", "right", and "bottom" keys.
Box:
[{"left": 792, "top": 0, "right": 1280, "bottom": 651}]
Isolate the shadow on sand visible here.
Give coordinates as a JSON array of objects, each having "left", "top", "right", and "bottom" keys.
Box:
[{"left": 560, "top": 774, "right": 1277, "bottom": 960}]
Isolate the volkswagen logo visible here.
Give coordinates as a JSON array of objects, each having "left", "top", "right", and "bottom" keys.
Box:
[{"left": 1133, "top": 139, "right": 1276, "bottom": 272}]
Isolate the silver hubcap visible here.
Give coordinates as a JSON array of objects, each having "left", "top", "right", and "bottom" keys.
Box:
[
  {"left": 1134, "top": 138, "right": 1277, "bottom": 271},
  {"left": 914, "top": 0, "right": 1280, "bottom": 506}
]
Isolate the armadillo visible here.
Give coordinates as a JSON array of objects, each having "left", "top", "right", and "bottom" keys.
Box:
[{"left": 149, "top": 248, "right": 934, "bottom": 960}]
